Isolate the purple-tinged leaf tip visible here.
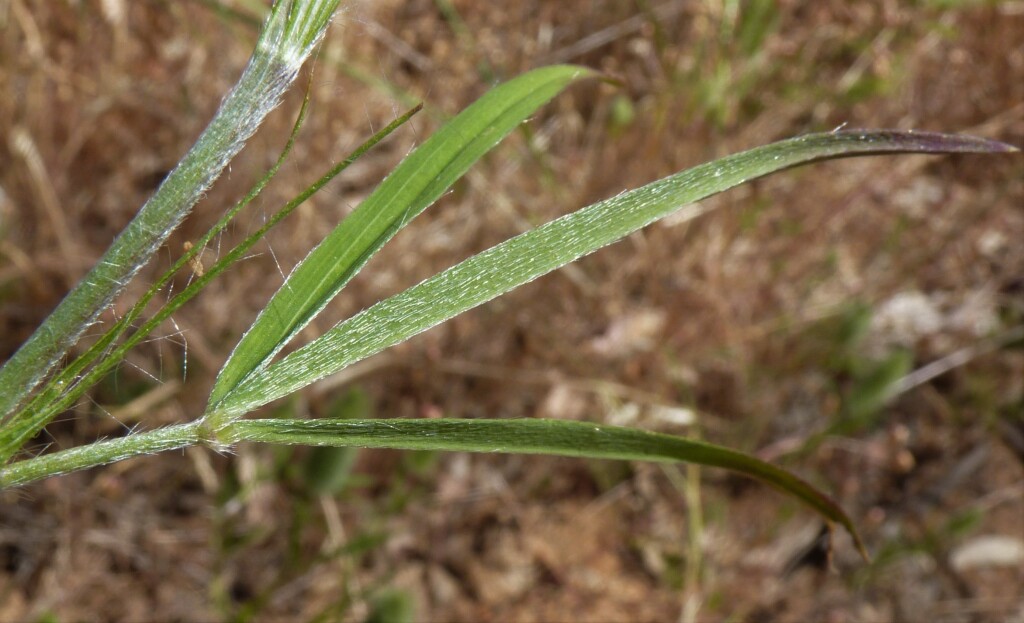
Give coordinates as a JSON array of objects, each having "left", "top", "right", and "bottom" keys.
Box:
[{"left": 833, "top": 129, "right": 1020, "bottom": 154}]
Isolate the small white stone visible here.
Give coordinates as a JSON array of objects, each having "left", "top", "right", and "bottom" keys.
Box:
[{"left": 951, "top": 535, "right": 1024, "bottom": 571}]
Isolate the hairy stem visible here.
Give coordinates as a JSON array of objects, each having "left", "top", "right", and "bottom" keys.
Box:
[{"left": 0, "top": 422, "right": 207, "bottom": 489}]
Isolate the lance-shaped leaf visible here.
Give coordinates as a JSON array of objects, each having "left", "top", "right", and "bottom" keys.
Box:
[
  {"left": 209, "top": 65, "right": 596, "bottom": 410},
  {"left": 226, "top": 417, "right": 869, "bottom": 558},
  {"left": 212, "top": 130, "right": 1016, "bottom": 419}
]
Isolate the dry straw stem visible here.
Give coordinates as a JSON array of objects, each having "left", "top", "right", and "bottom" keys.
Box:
[{"left": 0, "top": 0, "right": 342, "bottom": 424}]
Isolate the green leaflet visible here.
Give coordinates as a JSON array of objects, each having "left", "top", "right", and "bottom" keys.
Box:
[
  {"left": 209, "top": 65, "right": 596, "bottom": 412},
  {"left": 226, "top": 417, "right": 868, "bottom": 558},
  {"left": 213, "top": 130, "right": 1015, "bottom": 419}
]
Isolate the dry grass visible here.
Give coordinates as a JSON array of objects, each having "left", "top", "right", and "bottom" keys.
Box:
[{"left": 1, "top": 1, "right": 1022, "bottom": 621}]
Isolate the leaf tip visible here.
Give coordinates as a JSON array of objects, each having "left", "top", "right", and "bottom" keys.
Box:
[
  {"left": 963, "top": 137, "right": 1020, "bottom": 153},
  {"left": 904, "top": 131, "right": 1019, "bottom": 154},
  {"left": 595, "top": 72, "right": 626, "bottom": 89},
  {"left": 830, "top": 519, "right": 871, "bottom": 564},
  {"left": 831, "top": 130, "right": 1020, "bottom": 155},
  {"left": 851, "top": 527, "right": 871, "bottom": 564}
]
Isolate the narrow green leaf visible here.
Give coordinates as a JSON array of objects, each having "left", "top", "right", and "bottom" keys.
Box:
[
  {"left": 209, "top": 65, "right": 596, "bottom": 411},
  {"left": 227, "top": 417, "right": 869, "bottom": 558},
  {"left": 215, "top": 131, "right": 1016, "bottom": 419}
]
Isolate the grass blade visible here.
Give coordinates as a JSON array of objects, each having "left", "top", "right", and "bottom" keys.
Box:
[
  {"left": 214, "top": 131, "right": 1016, "bottom": 419},
  {"left": 208, "top": 65, "right": 596, "bottom": 412},
  {"left": 226, "top": 417, "right": 869, "bottom": 558},
  {"left": 0, "top": 414, "right": 867, "bottom": 559}
]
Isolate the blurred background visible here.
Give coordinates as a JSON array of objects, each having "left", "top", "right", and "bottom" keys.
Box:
[{"left": 1, "top": 1, "right": 1022, "bottom": 621}]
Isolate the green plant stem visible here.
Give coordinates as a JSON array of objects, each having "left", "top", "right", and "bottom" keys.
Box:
[
  {"left": 0, "top": 0, "right": 340, "bottom": 422},
  {"left": 0, "top": 422, "right": 206, "bottom": 489}
]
